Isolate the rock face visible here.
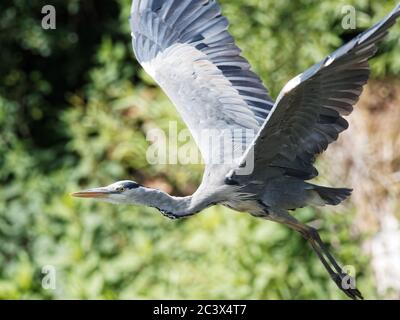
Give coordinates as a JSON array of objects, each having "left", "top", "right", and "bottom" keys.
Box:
[{"left": 368, "top": 214, "right": 400, "bottom": 298}]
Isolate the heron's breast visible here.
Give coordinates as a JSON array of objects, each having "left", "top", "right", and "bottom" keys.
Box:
[{"left": 223, "top": 199, "right": 265, "bottom": 215}]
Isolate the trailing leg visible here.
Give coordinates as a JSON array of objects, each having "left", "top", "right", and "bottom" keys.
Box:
[{"left": 258, "top": 209, "right": 363, "bottom": 300}]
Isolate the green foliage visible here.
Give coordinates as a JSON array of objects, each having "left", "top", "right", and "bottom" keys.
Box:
[{"left": 1, "top": 0, "right": 398, "bottom": 299}]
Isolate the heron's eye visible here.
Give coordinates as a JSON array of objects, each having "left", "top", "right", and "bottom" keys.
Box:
[{"left": 116, "top": 187, "right": 125, "bottom": 193}]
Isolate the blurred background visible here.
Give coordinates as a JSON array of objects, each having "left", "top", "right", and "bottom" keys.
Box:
[{"left": 1, "top": 0, "right": 400, "bottom": 299}]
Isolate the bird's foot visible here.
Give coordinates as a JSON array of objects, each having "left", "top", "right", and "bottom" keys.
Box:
[{"left": 332, "top": 272, "right": 364, "bottom": 300}]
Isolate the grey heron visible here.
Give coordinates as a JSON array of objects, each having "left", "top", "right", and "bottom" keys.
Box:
[{"left": 72, "top": 0, "right": 400, "bottom": 299}]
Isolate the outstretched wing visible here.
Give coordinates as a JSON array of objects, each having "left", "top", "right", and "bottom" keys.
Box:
[
  {"left": 130, "top": 0, "right": 274, "bottom": 163},
  {"left": 228, "top": 4, "right": 400, "bottom": 182}
]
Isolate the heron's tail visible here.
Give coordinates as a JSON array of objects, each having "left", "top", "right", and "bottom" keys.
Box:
[{"left": 312, "top": 185, "right": 352, "bottom": 206}]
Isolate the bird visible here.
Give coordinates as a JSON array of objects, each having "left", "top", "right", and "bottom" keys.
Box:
[{"left": 72, "top": 0, "right": 400, "bottom": 300}]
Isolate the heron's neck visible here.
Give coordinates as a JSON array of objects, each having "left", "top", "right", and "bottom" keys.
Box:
[{"left": 135, "top": 188, "right": 209, "bottom": 217}]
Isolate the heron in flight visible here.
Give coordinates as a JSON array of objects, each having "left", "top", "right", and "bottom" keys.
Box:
[{"left": 73, "top": 0, "right": 400, "bottom": 299}]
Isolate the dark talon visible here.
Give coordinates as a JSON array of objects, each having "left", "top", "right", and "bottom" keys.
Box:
[{"left": 332, "top": 273, "right": 364, "bottom": 300}]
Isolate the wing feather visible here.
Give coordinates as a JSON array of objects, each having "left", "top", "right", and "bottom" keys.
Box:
[
  {"left": 229, "top": 4, "right": 400, "bottom": 181},
  {"left": 130, "top": 0, "right": 274, "bottom": 163}
]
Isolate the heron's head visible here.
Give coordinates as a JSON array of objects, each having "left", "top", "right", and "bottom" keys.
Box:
[{"left": 72, "top": 180, "right": 144, "bottom": 204}]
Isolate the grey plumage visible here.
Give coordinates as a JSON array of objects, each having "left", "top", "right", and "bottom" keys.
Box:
[
  {"left": 229, "top": 3, "right": 400, "bottom": 186},
  {"left": 130, "top": 0, "right": 274, "bottom": 128},
  {"left": 73, "top": 1, "right": 400, "bottom": 300}
]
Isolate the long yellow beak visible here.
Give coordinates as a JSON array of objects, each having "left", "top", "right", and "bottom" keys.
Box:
[{"left": 71, "top": 188, "right": 110, "bottom": 198}]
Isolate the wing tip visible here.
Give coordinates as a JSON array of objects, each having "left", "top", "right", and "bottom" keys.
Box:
[{"left": 385, "top": 2, "right": 400, "bottom": 25}]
